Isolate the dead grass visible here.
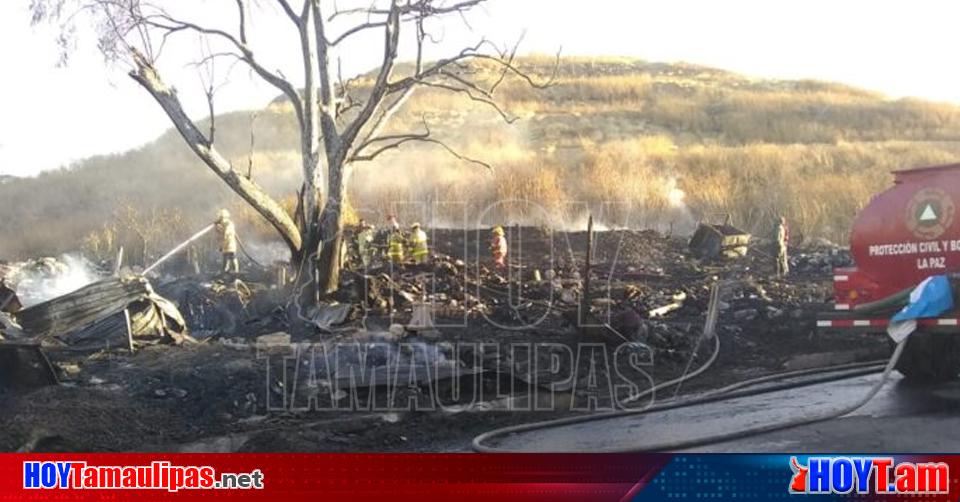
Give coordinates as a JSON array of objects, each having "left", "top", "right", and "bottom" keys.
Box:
[{"left": 4, "top": 56, "right": 960, "bottom": 258}]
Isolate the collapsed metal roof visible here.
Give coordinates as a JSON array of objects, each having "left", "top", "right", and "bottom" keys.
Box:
[{"left": 15, "top": 276, "right": 191, "bottom": 349}]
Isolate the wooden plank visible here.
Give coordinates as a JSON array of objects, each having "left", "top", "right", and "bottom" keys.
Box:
[{"left": 124, "top": 309, "right": 134, "bottom": 352}]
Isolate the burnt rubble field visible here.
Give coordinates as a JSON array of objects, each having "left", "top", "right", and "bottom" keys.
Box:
[{"left": 0, "top": 227, "right": 890, "bottom": 452}]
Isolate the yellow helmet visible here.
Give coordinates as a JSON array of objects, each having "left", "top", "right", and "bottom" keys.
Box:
[
  {"left": 411, "top": 222, "right": 421, "bottom": 229},
  {"left": 492, "top": 226, "right": 505, "bottom": 236},
  {"left": 217, "top": 209, "right": 231, "bottom": 221}
]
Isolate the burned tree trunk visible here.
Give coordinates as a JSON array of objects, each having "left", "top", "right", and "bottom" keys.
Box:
[{"left": 316, "top": 161, "right": 349, "bottom": 295}]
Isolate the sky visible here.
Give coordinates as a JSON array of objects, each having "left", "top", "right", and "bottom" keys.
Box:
[{"left": 2, "top": 0, "right": 960, "bottom": 177}]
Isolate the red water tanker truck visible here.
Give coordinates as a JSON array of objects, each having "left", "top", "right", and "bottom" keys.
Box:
[{"left": 818, "top": 163, "right": 960, "bottom": 381}]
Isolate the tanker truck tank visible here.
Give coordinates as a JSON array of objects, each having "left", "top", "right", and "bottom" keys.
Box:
[
  {"left": 836, "top": 163, "right": 960, "bottom": 309},
  {"left": 820, "top": 163, "right": 960, "bottom": 382}
]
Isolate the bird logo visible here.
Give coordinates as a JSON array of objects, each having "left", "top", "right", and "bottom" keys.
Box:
[{"left": 789, "top": 457, "right": 808, "bottom": 493}]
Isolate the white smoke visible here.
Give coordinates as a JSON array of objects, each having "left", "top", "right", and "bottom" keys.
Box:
[
  {"left": 662, "top": 177, "right": 698, "bottom": 236},
  {"left": 6, "top": 254, "right": 103, "bottom": 307},
  {"left": 242, "top": 240, "right": 291, "bottom": 265}
]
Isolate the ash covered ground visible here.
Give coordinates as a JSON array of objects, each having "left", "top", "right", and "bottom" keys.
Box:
[{"left": 0, "top": 228, "right": 889, "bottom": 452}]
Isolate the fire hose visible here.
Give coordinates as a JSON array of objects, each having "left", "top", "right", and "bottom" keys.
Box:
[
  {"left": 141, "top": 225, "right": 267, "bottom": 275},
  {"left": 236, "top": 236, "right": 266, "bottom": 269},
  {"left": 474, "top": 272, "right": 929, "bottom": 452},
  {"left": 143, "top": 224, "right": 215, "bottom": 275},
  {"left": 472, "top": 337, "right": 906, "bottom": 453}
]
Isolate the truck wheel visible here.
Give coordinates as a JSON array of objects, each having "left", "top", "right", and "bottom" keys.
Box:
[{"left": 895, "top": 331, "right": 960, "bottom": 382}]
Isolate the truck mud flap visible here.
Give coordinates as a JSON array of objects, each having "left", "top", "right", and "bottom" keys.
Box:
[{"left": 0, "top": 343, "right": 58, "bottom": 393}]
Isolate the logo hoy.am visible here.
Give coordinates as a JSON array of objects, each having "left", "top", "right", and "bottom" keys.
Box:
[{"left": 789, "top": 456, "right": 949, "bottom": 495}]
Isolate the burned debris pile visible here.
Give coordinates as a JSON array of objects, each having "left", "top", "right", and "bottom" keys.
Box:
[
  {"left": 0, "top": 227, "right": 851, "bottom": 362},
  {"left": 157, "top": 277, "right": 287, "bottom": 338},
  {"left": 0, "top": 222, "right": 875, "bottom": 451}
]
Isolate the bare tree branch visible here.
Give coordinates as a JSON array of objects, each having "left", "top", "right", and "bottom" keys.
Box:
[
  {"left": 328, "top": 20, "right": 387, "bottom": 46},
  {"left": 329, "top": 0, "right": 485, "bottom": 20},
  {"left": 248, "top": 111, "right": 259, "bottom": 179},
  {"left": 204, "top": 87, "right": 216, "bottom": 144},
  {"left": 419, "top": 78, "right": 516, "bottom": 122},
  {"left": 127, "top": 49, "right": 302, "bottom": 252},
  {"left": 311, "top": 0, "right": 339, "bottom": 141},
  {"left": 353, "top": 12, "right": 427, "bottom": 153},
  {"left": 235, "top": 0, "right": 248, "bottom": 44},
  {"left": 140, "top": 11, "right": 306, "bottom": 131},
  {"left": 275, "top": 0, "right": 302, "bottom": 26},
  {"left": 352, "top": 119, "right": 490, "bottom": 170},
  {"left": 387, "top": 40, "right": 558, "bottom": 95},
  {"left": 337, "top": 0, "right": 402, "bottom": 161}
]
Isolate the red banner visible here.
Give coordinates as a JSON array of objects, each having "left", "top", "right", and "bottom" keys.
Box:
[{"left": 2, "top": 453, "right": 670, "bottom": 501}]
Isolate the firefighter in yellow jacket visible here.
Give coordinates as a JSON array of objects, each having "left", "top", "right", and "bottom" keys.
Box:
[
  {"left": 356, "top": 220, "right": 376, "bottom": 269},
  {"left": 490, "top": 226, "right": 508, "bottom": 268},
  {"left": 215, "top": 209, "right": 239, "bottom": 274},
  {"left": 409, "top": 223, "right": 429, "bottom": 264},
  {"left": 387, "top": 226, "right": 405, "bottom": 265}
]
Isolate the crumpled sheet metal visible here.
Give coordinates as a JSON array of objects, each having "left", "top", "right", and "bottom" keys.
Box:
[
  {"left": 0, "top": 312, "right": 26, "bottom": 341},
  {"left": 15, "top": 276, "right": 191, "bottom": 348},
  {"left": 310, "top": 303, "right": 352, "bottom": 331}
]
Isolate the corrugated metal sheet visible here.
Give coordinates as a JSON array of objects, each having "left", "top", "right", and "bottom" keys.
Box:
[{"left": 15, "top": 276, "right": 190, "bottom": 348}]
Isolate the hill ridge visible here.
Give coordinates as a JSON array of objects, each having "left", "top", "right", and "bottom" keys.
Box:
[{"left": 2, "top": 56, "right": 960, "bottom": 258}]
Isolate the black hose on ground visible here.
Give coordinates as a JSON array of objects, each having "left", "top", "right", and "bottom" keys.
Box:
[
  {"left": 472, "top": 339, "right": 905, "bottom": 452},
  {"left": 852, "top": 286, "right": 913, "bottom": 313}
]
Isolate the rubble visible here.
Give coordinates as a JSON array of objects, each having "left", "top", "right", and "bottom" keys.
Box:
[
  {"left": 157, "top": 278, "right": 284, "bottom": 337},
  {"left": 790, "top": 246, "right": 853, "bottom": 274},
  {"left": 0, "top": 224, "right": 882, "bottom": 452},
  {"left": 0, "top": 280, "right": 21, "bottom": 313},
  {"left": 0, "top": 312, "right": 26, "bottom": 341},
  {"left": 646, "top": 292, "right": 688, "bottom": 318},
  {"left": 231, "top": 226, "right": 846, "bottom": 367},
  {"left": 255, "top": 332, "right": 291, "bottom": 349},
  {"left": 688, "top": 220, "right": 751, "bottom": 260},
  {"left": 308, "top": 303, "right": 353, "bottom": 332},
  {"left": 0, "top": 343, "right": 58, "bottom": 393}
]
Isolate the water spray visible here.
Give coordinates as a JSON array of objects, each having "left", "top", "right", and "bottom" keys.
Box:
[{"left": 143, "top": 224, "right": 215, "bottom": 275}]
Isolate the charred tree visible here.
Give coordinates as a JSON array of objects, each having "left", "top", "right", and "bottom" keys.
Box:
[{"left": 31, "top": 0, "right": 556, "bottom": 307}]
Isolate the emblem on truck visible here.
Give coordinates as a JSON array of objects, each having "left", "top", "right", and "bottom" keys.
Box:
[{"left": 906, "top": 188, "right": 955, "bottom": 239}]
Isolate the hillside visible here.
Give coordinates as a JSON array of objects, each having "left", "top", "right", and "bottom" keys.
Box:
[{"left": 4, "top": 55, "right": 960, "bottom": 259}]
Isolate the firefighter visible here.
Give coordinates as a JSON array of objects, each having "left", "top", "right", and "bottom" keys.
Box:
[
  {"left": 409, "top": 223, "right": 429, "bottom": 264},
  {"left": 376, "top": 214, "right": 400, "bottom": 259},
  {"left": 215, "top": 209, "right": 240, "bottom": 274},
  {"left": 775, "top": 216, "right": 789, "bottom": 278},
  {"left": 490, "top": 226, "right": 508, "bottom": 269},
  {"left": 356, "top": 219, "right": 376, "bottom": 269},
  {"left": 387, "top": 225, "right": 405, "bottom": 265}
]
